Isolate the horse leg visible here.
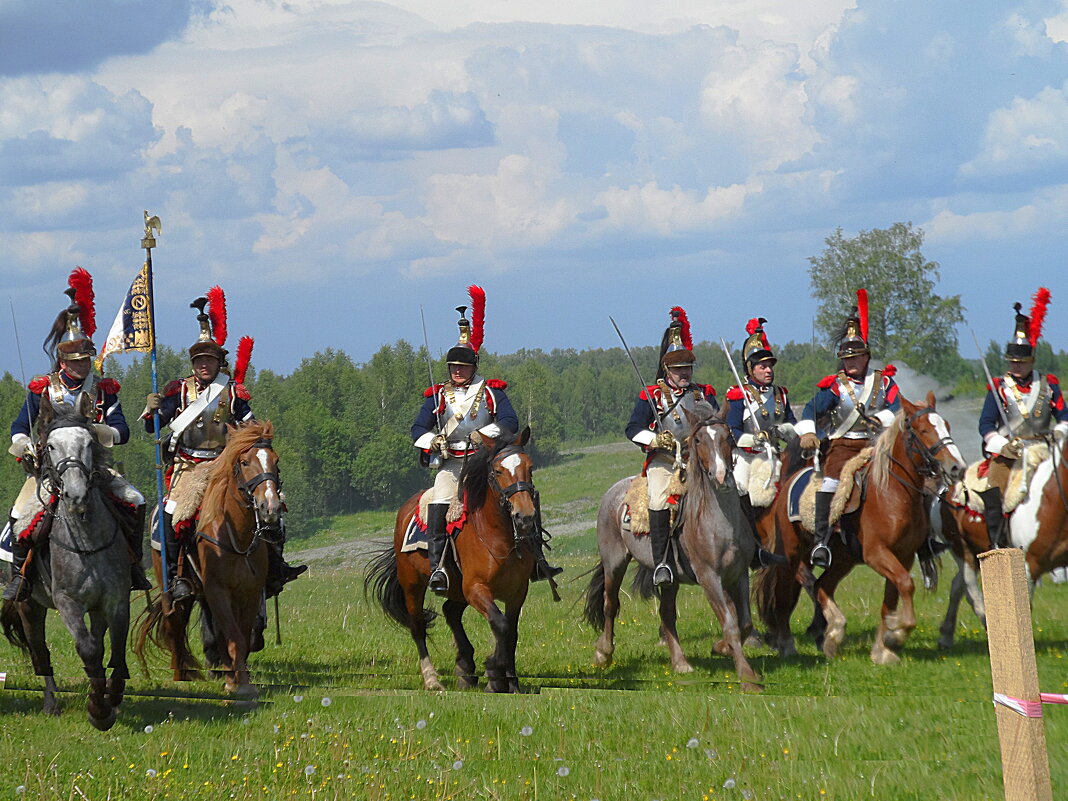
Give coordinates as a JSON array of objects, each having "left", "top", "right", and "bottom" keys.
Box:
[
  {"left": 106, "top": 597, "right": 131, "bottom": 711},
  {"left": 593, "top": 551, "right": 630, "bottom": 668},
  {"left": 56, "top": 600, "right": 114, "bottom": 730},
  {"left": 813, "top": 557, "right": 853, "bottom": 659},
  {"left": 864, "top": 547, "right": 916, "bottom": 665},
  {"left": 502, "top": 598, "right": 525, "bottom": 694},
  {"left": 465, "top": 584, "right": 513, "bottom": 693},
  {"left": 694, "top": 568, "right": 762, "bottom": 691},
  {"left": 203, "top": 585, "right": 254, "bottom": 697},
  {"left": 20, "top": 601, "right": 60, "bottom": 716},
  {"left": 655, "top": 581, "right": 692, "bottom": 673},
  {"left": 442, "top": 598, "right": 476, "bottom": 689}
]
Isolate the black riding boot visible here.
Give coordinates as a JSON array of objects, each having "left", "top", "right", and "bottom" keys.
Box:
[
  {"left": 810, "top": 491, "right": 835, "bottom": 569},
  {"left": 426, "top": 503, "right": 450, "bottom": 595},
  {"left": 162, "top": 511, "right": 192, "bottom": 601},
  {"left": 530, "top": 536, "right": 563, "bottom": 582},
  {"left": 2, "top": 526, "right": 31, "bottom": 602},
  {"left": 649, "top": 508, "right": 674, "bottom": 586},
  {"left": 740, "top": 494, "right": 788, "bottom": 569},
  {"left": 979, "top": 488, "right": 1007, "bottom": 550},
  {"left": 265, "top": 526, "right": 308, "bottom": 598},
  {"left": 128, "top": 505, "right": 152, "bottom": 592}
]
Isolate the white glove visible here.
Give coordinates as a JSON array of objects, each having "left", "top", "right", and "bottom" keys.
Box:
[{"left": 8, "top": 433, "right": 31, "bottom": 458}]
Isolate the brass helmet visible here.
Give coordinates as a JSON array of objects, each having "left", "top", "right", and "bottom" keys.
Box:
[
  {"left": 1004, "top": 287, "right": 1050, "bottom": 361},
  {"left": 835, "top": 289, "right": 870, "bottom": 359},
  {"left": 45, "top": 267, "right": 97, "bottom": 366},
  {"left": 657, "top": 306, "right": 695, "bottom": 379},
  {"left": 445, "top": 285, "right": 485, "bottom": 366},
  {"left": 188, "top": 285, "right": 229, "bottom": 364},
  {"left": 742, "top": 317, "right": 776, "bottom": 373}
]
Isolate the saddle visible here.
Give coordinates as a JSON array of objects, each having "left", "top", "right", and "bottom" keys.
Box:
[
  {"left": 622, "top": 473, "right": 687, "bottom": 536},
  {"left": 952, "top": 442, "right": 1050, "bottom": 515},
  {"left": 747, "top": 456, "right": 777, "bottom": 508},
  {"left": 170, "top": 461, "right": 215, "bottom": 525},
  {"left": 791, "top": 447, "right": 873, "bottom": 533}
]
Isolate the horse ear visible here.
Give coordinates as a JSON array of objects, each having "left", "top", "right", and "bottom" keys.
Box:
[
  {"left": 77, "top": 392, "right": 94, "bottom": 419},
  {"left": 38, "top": 393, "right": 54, "bottom": 429},
  {"left": 518, "top": 426, "right": 531, "bottom": 447},
  {"left": 926, "top": 390, "right": 936, "bottom": 409}
]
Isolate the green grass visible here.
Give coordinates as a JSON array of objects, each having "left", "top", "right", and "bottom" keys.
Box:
[{"left": 2, "top": 443, "right": 1065, "bottom": 799}]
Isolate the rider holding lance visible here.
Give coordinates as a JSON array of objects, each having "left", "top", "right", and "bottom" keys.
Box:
[
  {"left": 978, "top": 288, "right": 1068, "bottom": 549},
  {"left": 796, "top": 290, "right": 901, "bottom": 569},
  {"left": 144, "top": 288, "right": 306, "bottom": 600},
  {"left": 725, "top": 317, "right": 793, "bottom": 568},
  {"left": 412, "top": 285, "right": 561, "bottom": 595},
  {"left": 4, "top": 269, "right": 151, "bottom": 601}
]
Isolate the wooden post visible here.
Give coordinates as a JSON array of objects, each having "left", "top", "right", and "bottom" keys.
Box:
[{"left": 979, "top": 548, "right": 1052, "bottom": 801}]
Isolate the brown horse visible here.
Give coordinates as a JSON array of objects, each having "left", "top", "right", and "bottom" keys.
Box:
[
  {"left": 754, "top": 393, "right": 967, "bottom": 663},
  {"left": 936, "top": 432, "right": 1068, "bottom": 648},
  {"left": 135, "top": 421, "right": 278, "bottom": 697},
  {"left": 583, "top": 402, "right": 763, "bottom": 691},
  {"left": 365, "top": 427, "right": 542, "bottom": 692}
]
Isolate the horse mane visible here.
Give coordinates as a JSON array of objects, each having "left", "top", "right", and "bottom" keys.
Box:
[
  {"left": 41, "top": 405, "right": 112, "bottom": 470},
  {"left": 460, "top": 429, "right": 520, "bottom": 510},
  {"left": 868, "top": 410, "right": 905, "bottom": 490},
  {"left": 682, "top": 400, "right": 726, "bottom": 523},
  {"left": 200, "top": 420, "right": 274, "bottom": 528}
]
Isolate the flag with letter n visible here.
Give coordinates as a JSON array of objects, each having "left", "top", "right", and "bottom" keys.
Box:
[{"left": 96, "top": 263, "right": 153, "bottom": 369}]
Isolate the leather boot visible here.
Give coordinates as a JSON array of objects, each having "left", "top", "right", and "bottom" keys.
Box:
[
  {"left": 2, "top": 526, "right": 31, "bottom": 602},
  {"left": 162, "top": 511, "right": 192, "bottom": 601},
  {"left": 979, "top": 488, "right": 1007, "bottom": 550},
  {"left": 426, "top": 504, "right": 450, "bottom": 595},
  {"left": 127, "top": 505, "right": 153, "bottom": 592},
  {"left": 810, "top": 491, "right": 835, "bottom": 569},
  {"left": 649, "top": 508, "right": 674, "bottom": 586},
  {"left": 265, "top": 532, "right": 308, "bottom": 598},
  {"left": 530, "top": 536, "right": 563, "bottom": 582},
  {"left": 740, "top": 494, "right": 788, "bottom": 569}
]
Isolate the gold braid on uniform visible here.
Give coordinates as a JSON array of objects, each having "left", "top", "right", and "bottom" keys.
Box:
[
  {"left": 1002, "top": 375, "right": 1049, "bottom": 423},
  {"left": 445, "top": 380, "right": 485, "bottom": 421}
]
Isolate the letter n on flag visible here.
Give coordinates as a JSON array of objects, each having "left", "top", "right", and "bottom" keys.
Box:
[{"left": 96, "top": 264, "right": 154, "bottom": 370}]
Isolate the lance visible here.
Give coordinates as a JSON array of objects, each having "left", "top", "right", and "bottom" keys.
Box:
[
  {"left": 419, "top": 306, "right": 444, "bottom": 468},
  {"left": 971, "top": 328, "right": 1011, "bottom": 431},
  {"left": 719, "top": 338, "right": 776, "bottom": 486},
  {"left": 141, "top": 212, "right": 172, "bottom": 614}
]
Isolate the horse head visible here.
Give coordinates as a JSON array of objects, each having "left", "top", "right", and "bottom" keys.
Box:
[
  {"left": 899, "top": 392, "right": 967, "bottom": 484},
  {"left": 39, "top": 394, "right": 99, "bottom": 518},
  {"left": 683, "top": 402, "right": 732, "bottom": 486},
  {"left": 474, "top": 427, "right": 538, "bottom": 537},
  {"left": 229, "top": 423, "right": 282, "bottom": 527}
]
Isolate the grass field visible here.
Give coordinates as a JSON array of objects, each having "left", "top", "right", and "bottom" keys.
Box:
[{"left": 2, "top": 443, "right": 1067, "bottom": 800}]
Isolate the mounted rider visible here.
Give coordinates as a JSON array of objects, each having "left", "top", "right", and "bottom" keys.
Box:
[
  {"left": 4, "top": 269, "right": 151, "bottom": 602},
  {"left": 796, "top": 290, "right": 901, "bottom": 569},
  {"left": 144, "top": 287, "right": 306, "bottom": 600},
  {"left": 412, "top": 285, "right": 561, "bottom": 595},
  {"left": 624, "top": 307, "right": 718, "bottom": 586},
  {"left": 977, "top": 288, "right": 1068, "bottom": 549},
  {"left": 725, "top": 317, "right": 794, "bottom": 569}
]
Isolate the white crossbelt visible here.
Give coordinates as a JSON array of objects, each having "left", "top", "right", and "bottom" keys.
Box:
[{"left": 167, "top": 374, "right": 229, "bottom": 438}]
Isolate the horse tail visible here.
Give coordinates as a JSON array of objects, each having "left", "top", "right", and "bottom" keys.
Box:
[
  {"left": 631, "top": 564, "right": 655, "bottom": 600},
  {"left": 363, "top": 543, "right": 435, "bottom": 630},
  {"left": 132, "top": 596, "right": 164, "bottom": 678},
  {"left": 752, "top": 560, "right": 785, "bottom": 629},
  {"left": 582, "top": 561, "right": 606, "bottom": 629},
  {"left": 0, "top": 600, "right": 29, "bottom": 651}
]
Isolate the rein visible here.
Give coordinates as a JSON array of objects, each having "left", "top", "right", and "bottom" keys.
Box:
[
  {"left": 39, "top": 427, "right": 119, "bottom": 556},
  {"left": 883, "top": 409, "right": 957, "bottom": 495},
  {"left": 196, "top": 438, "right": 279, "bottom": 556}
]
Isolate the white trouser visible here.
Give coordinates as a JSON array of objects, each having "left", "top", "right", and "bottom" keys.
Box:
[
  {"left": 429, "top": 457, "right": 465, "bottom": 504},
  {"left": 646, "top": 454, "right": 677, "bottom": 512}
]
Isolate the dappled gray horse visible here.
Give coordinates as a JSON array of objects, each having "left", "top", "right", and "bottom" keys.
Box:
[
  {"left": 583, "top": 402, "right": 762, "bottom": 691},
  {"left": 1, "top": 396, "right": 131, "bottom": 730}
]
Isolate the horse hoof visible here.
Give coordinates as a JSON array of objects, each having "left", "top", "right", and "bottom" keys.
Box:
[
  {"left": 871, "top": 648, "right": 901, "bottom": 666},
  {"left": 456, "top": 676, "right": 478, "bottom": 690},
  {"left": 744, "top": 632, "right": 764, "bottom": 649},
  {"left": 673, "top": 662, "right": 694, "bottom": 674},
  {"left": 741, "top": 682, "right": 764, "bottom": 694},
  {"left": 593, "top": 650, "right": 613, "bottom": 668},
  {"left": 43, "top": 703, "right": 61, "bottom": 717},
  {"left": 89, "top": 710, "right": 117, "bottom": 731},
  {"left": 234, "top": 684, "right": 259, "bottom": 701},
  {"left": 425, "top": 679, "right": 445, "bottom": 692}
]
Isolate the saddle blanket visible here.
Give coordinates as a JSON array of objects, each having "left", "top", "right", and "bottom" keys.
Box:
[
  {"left": 0, "top": 520, "right": 12, "bottom": 563},
  {"left": 400, "top": 515, "right": 428, "bottom": 553}
]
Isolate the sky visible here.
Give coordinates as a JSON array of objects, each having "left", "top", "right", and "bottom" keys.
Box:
[{"left": 2, "top": 0, "right": 1068, "bottom": 381}]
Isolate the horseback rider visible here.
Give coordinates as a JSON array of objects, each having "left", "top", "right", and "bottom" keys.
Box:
[
  {"left": 625, "top": 307, "right": 718, "bottom": 586},
  {"left": 144, "top": 288, "right": 306, "bottom": 600},
  {"left": 725, "top": 317, "right": 793, "bottom": 569},
  {"left": 978, "top": 288, "right": 1068, "bottom": 549},
  {"left": 4, "top": 269, "right": 152, "bottom": 602},
  {"left": 412, "top": 286, "right": 561, "bottom": 595},
  {"left": 796, "top": 290, "right": 901, "bottom": 569}
]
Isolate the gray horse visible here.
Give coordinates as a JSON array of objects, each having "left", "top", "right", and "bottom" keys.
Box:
[
  {"left": 1, "top": 395, "right": 131, "bottom": 730},
  {"left": 583, "top": 402, "right": 762, "bottom": 691}
]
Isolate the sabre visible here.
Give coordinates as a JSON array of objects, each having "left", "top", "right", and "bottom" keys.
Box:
[
  {"left": 609, "top": 316, "right": 663, "bottom": 433},
  {"left": 971, "top": 328, "right": 1012, "bottom": 431},
  {"left": 719, "top": 338, "right": 776, "bottom": 486},
  {"left": 8, "top": 299, "right": 36, "bottom": 447},
  {"left": 419, "top": 305, "right": 444, "bottom": 468}
]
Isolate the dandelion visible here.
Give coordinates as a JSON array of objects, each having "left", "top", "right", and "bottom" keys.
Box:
[
  {"left": 144, "top": 725, "right": 154, "bottom": 734},
  {"left": 452, "top": 760, "right": 463, "bottom": 770},
  {"left": 416, "top": 719, "right": 427, "bottom": 730},
  {"left": 723, "top": 778, "right": 736, "bottom": 790},
  {"left": 242, "top": 717, "right": 251, "bottom": 725},
  {"left": 304, "top": 765, "right": 316, "bottom": 777},
  {"left": 686, "top": 738, "right": 699, "bottom": 749},
  {"left": 16, "top": 787, "right": 26, "bottom": 795},
  {"left": 321, "top": 697, "right": 332, "bottom": 707},
  {"left": 146, "top": 769, "right": 157, "bottom": 778},
  {"left": 556, "top": 766, "right": 570, "bottom": 777},
  {"left": 743, "top": 791, "right": 754, "bottom": 800},
  {"left": 520, "top": 726, "right": 533, "bottom": 736},
  {"left": 273, "top": 725, "right": 281, "bottom": 734},
  {"left": 293, "top": 695, "right": 304, "bottom": 703}
]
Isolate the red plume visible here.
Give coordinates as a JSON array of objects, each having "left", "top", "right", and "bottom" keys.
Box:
[
  {"left": 206, "top": 285, "right": 227, "bottom": 346},
  {"left": 234, "top": 336, "right": 254, "bottom": 385},
  {"left": 468, "top": 285, "right": 485, "bottom": 353},
  {"left": 1028, "top": 287, "right": 1051, "bottom": 347},
  {"left": 745, "top": 317, "right": 760, "bottom": 335},
  {"left": 856, "top": 289, "right": 869, "bottom": 342},
  {"left": 671, "top": 306, "right": 692, "bottom": 350},
  {"left": 68, "top": 267, "right": 95, "bottom": 338}
]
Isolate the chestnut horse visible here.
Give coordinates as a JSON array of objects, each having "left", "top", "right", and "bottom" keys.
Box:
[
  {"left": 365, "top": 427, "right": 542, "bottom": 692},
  {"left": 935, "top": 432, "right": 1068, "bottom": 648},
  {"left": 135, "top": 422, "right": 278, "bottom": 698},
  {"left": 754, "top": 393, "right": 966, "bottom": 664},
  {"left": 583, "top": 402, "right": 763, "bottom": 691}
]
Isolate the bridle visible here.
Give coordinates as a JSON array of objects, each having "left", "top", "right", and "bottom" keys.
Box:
[
  {"left": 39, "top": 421, "right": 117, "bottom": 555},
  {"left": 487, "top": 445, "right": 542, "bottom": 548},
  {"left": 197, "top": 438, "right": 281, "bottom": 556},
  {"left": 901, "top": 408, "right": 958, "bottom": 483}
]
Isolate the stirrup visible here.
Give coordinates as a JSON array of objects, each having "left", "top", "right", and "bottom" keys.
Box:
[
  {"left": 428, "top": 567, "right": 449, "bottom": 595},
  {"left": 754, "top": 548, "right": 788, "bottom": 568},
  {"left": 532, "top": 561, "right": 563, "bottom": 582},
  {"left": 652, "top": 563, "right": 674, "bottom": 586},
  {"left": 169, "top": 576, "right": 193, "bottom": 601},
  {"left": 2, "top": 574, "right": 30, "bottom": 603},
  {"left": 810, "top": 543, "right": 832, "bottom": 569}
]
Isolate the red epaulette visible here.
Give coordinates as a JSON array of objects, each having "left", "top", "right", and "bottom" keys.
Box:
[
  {"left": 98, "top": 378, "right": 121, "bottom": 395},
  {"left": 486, "top": 378, "right": 508, "bottom": 389},
  {"left": 1048, "top": 374, "right": 1060, "bottom": 385},
  {"left": 817, "top": 374, "right": 837, "bottom": 389},
  {"left": 639, "top": 384, "right": 659, "bottom": 401},
  {"left": 725, "top": 386, "right": 744, "bottom": 401},
  {"left": 701, "top": 384, "right": 716, "bottom": 396},
  {"left": 163, "top": 380, "right": 183, "bottom": 397},
  {"left": 882, "top": 364, "right": 896, "bottom": 378},
  {"left": 27, "top": 376, "right": 49, "bottom": 394},
  {"left": 424, "top": 383, "right": 443, "bottom": 398},
  {"left": 234, "top": 382, "right": 251, "bottom": 400}
]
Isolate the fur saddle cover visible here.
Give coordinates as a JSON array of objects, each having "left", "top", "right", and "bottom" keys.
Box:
[
  {"left": 622, "top": 472, "right": 687, "bottom": 536},
  {"left": 747, "top": 456, "right": 777, "bottom": 508},
  {"left": 794, "top": 447, "right": 873, "bottom": 533},
  {"left": 952, "top": 442, "right": 1051, "bottom": 515},
  {"left": 170, "top": 461, "right": 216, "bottom": 524}
]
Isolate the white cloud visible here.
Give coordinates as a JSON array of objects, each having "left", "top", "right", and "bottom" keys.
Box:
[
  {"left": 593, "top": 179, "right": 758, "bottom": 236},
  {"left": 960, "top": 81, "right": 1068, "bottom": 178},
  {"left": 925, "top": 185, "right": 1068, "bottom": 242}
]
